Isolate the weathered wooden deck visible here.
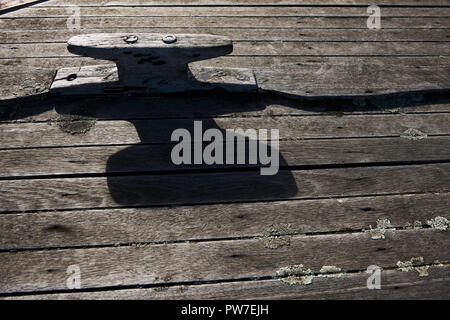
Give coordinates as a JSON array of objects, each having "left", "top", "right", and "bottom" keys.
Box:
[{"left": 0, "top": 0, "right": 449, "bottom": 299}]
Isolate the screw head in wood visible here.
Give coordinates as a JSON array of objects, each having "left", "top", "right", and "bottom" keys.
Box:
[
  {"left": 162, "top": 34, "right": 177, "bottom": 44},
  {"left": 123, "top": 35, "right": 138, "bottom": 44},
  {"left": 66, "top": 73, "right": 77, "bottom": 81}
]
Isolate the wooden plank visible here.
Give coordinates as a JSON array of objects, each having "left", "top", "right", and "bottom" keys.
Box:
[
  {"left": 0, "top": 113, "right": 448, "bottom": 149},
  {"left": 4, "top": 6, "right": 450, "bottom": 18},
  {"left": 49, "top": 63, "right": 449, "bottom": 97},
  {"left": 2, "top": 56, "right": 448, "bottom": 71},
  {"left": 4, "top": 267, "right": 449, "bottom": 299},
  {"left": 2, "top": 28, "right": 450, "bottom": 43},
  {"left": 2, "top": 56, "right": 449, "bottom": 100},
  {"left": 0, "top": 229, "right": 448, "bottom": 294},
  {"left": 1, "top": 137, "right": 450, "bottom": 177},
  {"left": 1, "top": 163, "right": 449, "bottom": 212},
  {"left": 0, "top": 68, "right": 54, "bottom": 100},
  {"left": 2, "top": 42, "right": 449, "bottom": 59},
  {"left": 2, "top": 56, "right": 450, "bottom": 99},
  {"left": 2, "top": 17, "right": 449, "bottom": 30},
  {"left": 2, "top": 91, "right": 450, "bottom": 124},
  {"left": 1, "top": 192, "right": 448, "bottom": 250},
  {"left": 211, "top": 41, "right": 450, "bottom": 56},
  {"left": 0, "top": 0, "right": 45, "bottom": 11},
  {"left": 31, "top": 0, "right": 450, "bottom": 6},
  {"left": 255, "top": 63, "right": 450, "bottom": 97}
]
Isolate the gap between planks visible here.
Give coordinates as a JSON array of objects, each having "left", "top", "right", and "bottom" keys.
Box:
[
  {"left": 28, "top": 0, "right": 450, "bottom": 7},
  {"left": 1, "top": 113, "right": 449, "bottom": 149},
  {"left": 2, "top": 267, "right": 449, "bottom": 300},
  {"left": 1, "top": 192, "right": 449, "bottom": 251},
  {"left": 2, "top": 17, "right": 450, "bottom": 30},
  {"left": 1, "top": 56, "right": 448, "bottom": 70},
  {"left": 2, "top": 6, "right": 450, "bottom": 18},
  {"left": 1, "top": 91, "right": 450, "bottom": 123},
  {"left": 2, "top": 42, "right": 449, "bottom": 60},
  {"left": 0, "top": 137, "right": 450, "bottom": 178},
  {"left": 0, "top": 229, "right": 448, "bottom": 294},
  {"left": 1, "top": 163, "right": 449, "bottom": 212},
  {"left": 2, "top": 29, "right": 450, "bottom": 44}
]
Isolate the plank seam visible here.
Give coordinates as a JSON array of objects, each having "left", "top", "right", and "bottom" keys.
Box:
[
  {"left": 3, "top": 109, "right": 450, "bottom": 124},
  {"left": 2, "top": 135, "right": 450, "bottom": 151},
  {"left": 3, "top": 15, "right": 450, "bottom": 19},
  {"left": 1, "top": 159, "right": 450, "bottom": 181},
  {"left": 0, "top": 190, "right": 448, "bottom": 215},
  {"left": 2, "top": 55, "right": 448, "bottom": 60},
  {"left": 2, "top": 223, "right": 447, "bottom": 253},
  {"left": 30, "top": 5, "right": 450, "bottom": 8},
  {"left": 0, "top": 262, "right": 448, "bottom": 298}
]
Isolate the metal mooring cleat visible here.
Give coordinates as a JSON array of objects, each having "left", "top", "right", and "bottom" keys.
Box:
[
  {"left": 50, "top": 33, "right": 257, "bottom": 94},
  {"left": 50, "top": 33, "right": 450, "bottom": 97}
]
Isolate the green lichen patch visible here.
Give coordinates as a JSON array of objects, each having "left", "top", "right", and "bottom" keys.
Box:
[
  {"left": 400, "top": 128, "right": 427, "bottom": 140},
  {"left": 367, "top": 219, "right": 395, "bottom": 240},
  {"left": 276, "top": 264, "right": 311, "bottom": 277},
  {"left": 276, "top": 264, "right": 314, "bottom": 285},
  {"left": 281, "top": 275, "right": 314, "bottom": 285},
  {"left": 277, "top": 264, "right": 346, "bottom": 285},
  {"left": 413, "top": 220, "right": 423, "bottom": 229},
  {"left": 261, "top": 223, "right": 294, "bottom": 249},
  {"left": 433, "top": 260, "right": 444, "bottom": 267},
  {"left": 415, "top": 266, "right": 430, "bottom": 277},
  {"left": 319, "top": 265, "right": 341, "bottom": 273},
  {"left": 397, "top": 256, "right": 424, "bottom": 271},
  {"left": 318, "top": 265, "right": 344, "bottom": 278},
  {"left": 405, "top": 220, "right": 423, "bottom": 230},
  {"left": 397, "top": 257, "right": 429, "bottom": 277},
  {"left": 426, "top": 216, "right": 449, "bottom": 231}
]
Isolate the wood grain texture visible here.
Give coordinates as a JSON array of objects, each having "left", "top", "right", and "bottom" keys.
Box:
[
  {"left": 2, "top": 57, "right": 449, "bottom": 100},
  {"left": 3, "top": 6, "right": 450, "bottom": 18},
  {"left": 31, "top": 0, "right": 450, "bottom": 6},
  {"left": 2, "top": 16, "right": 450, "bottom": 31},
  {"left": 2, "top": 28, "right": 450, "bottom": 43},
  {"left": 1, "top": 192, "right": 448, "bottom": 250},
  {"left": 0, "top": 0, "right": 44, "bottom": 11},
  {"left": 2, "top": 56, "right": 448, "bottom": 71},
  {"left": 4, "top": 56, "right": 450, "bottom": 68},
  {"left": 0, "top": 229, "right": 448, "bottom": 294},
  {"left": 1, "top": 0, "right": 449, "bottom": 300},
  {"left": 1, "top": 137, "right": 450, "bottom": 177},
  {"left": 48, "top": 63, "right": 450, "bottom": 97},
  {"left": 255, "top": 63, "right": 450, "bottom": 96},
  {"left": 2, "top": 56, "right": 449, "bottom": 99},
  {"left": 1, "top": 163, "right": 449, "bottom": 212},
  {"left": 3, "top": 41, "right": 450, "bottom": 59},
  {"left": 4, "top": 267, "right": 449, "bottom": 300},
  {"left": 2, "top": 92, "right": 450, "bottom": 123},
  {"left": 1, "top": 113, "right": 448, "bottom": 149}
]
